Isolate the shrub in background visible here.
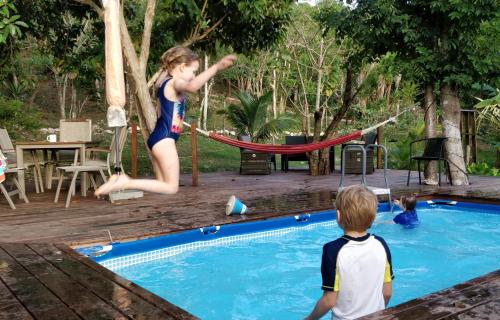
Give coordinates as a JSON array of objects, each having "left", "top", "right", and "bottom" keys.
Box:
[{"left": 0, "top": 97, "right": 43, "bottom": 139}]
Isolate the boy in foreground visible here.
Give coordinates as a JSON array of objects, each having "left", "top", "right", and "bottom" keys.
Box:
[{"left": 305, "top": 185, "right": 394, "bottom": 320}]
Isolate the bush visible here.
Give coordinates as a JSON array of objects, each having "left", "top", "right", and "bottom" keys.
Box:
[
  {"left": 387, "top": 121, "right": 426, "bottom": 170},
  {"left": 466, "top": 162, "right": 499, "bottom": 176},
  {"left": 0, "top": 98, "right": 43, "bottom": 139}
]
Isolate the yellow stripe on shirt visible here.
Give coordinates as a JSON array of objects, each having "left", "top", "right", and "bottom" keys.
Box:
[{"left": 384, "top": 261, "right": 392, "bottom": 283}]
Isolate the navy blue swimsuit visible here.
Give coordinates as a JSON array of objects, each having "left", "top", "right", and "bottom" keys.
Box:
[
  {"left": 393, "top": 209, "right": 419, "bottom": 228},
  {"left": 147, "top": 78, "right": 185, "bottom": 150}
]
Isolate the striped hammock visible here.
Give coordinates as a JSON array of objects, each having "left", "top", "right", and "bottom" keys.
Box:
[{"left": 184, "top": 115, "right": 397, "bottom": 155}]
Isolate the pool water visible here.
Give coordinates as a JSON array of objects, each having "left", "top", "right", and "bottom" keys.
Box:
[{"left": 94, "top": 202, "right": 500, "bottom": 320}]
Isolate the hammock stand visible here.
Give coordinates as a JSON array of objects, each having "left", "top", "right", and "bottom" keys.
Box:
[{"left": 183, "top": 115, "right": 399, "bottom": 154}]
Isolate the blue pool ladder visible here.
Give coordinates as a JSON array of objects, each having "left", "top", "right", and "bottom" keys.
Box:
[{"left": 339, "top": 144, "right": 393, "bottom": 212}]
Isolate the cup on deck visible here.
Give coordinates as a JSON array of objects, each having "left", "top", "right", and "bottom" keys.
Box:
[
  {"left": 46, "top": 134, "right": 57, "bottom": 143},
  {"left": 226, "top": 195, "right": 248, "bottom": 215}
]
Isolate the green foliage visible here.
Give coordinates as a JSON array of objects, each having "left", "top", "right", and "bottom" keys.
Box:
[
  {"left": 0, "top": 0, "right": 28, "bottom": 44},
  {"left": 475, "top": 89, "right": 500, "bottom": 131},
  {"left": 320, "top": 0, "right": 499, "bottom": 89},
  {"left": 466, "top": 162, "right": 499, "bottom": 177},
  {"left": 0, "top": 98, "right": 42, "bottom": 138},
  {"left": 388, "top": 121, "right": 425, "bottom": 169},
  {"left": 224, "top": 91, "right": 297, "bottom": 142},
  {"left": 162, "top": 0, "right": 293, "bottom": 53},
  {"left": 16, "top": 1, "right": 104, "bottom": 92}
]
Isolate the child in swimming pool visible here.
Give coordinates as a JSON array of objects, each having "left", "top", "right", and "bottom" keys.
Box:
[
  {"left": 95, "top": 46, "right": 236, "bottom": 195},
  {"left": 392, "top": 195, "right": 419, "bottom": 227}
]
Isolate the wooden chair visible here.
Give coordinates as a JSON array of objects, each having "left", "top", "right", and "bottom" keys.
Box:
[
  {"left": 0, "top": 167, "right": 29, "bottom": 209},
  {"left": 54, "top": 127, "right": 127, "bottom": 208},
  {"left": 0, "top": 128, "right": 44, "bottom": 193},
  {"left": 59, "top": 119, "right": 92, "bottom": 142},
  {"left": 45, "top": 119, "right": 93, "bottom": 189}
]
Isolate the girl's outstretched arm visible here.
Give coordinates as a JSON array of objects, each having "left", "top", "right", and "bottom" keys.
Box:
[{"left": 175, "top": 54, "right": 237, "bottom": 93}]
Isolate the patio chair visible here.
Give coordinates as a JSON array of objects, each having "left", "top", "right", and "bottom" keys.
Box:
[
  {"left": 59, "top": 119, "right": 93, "bottom": 142},
  {"left": 45, "top": 119, "right": 93, "bottom": 189},
  {"left": 406, "top": 137, "right": 452, "bottom": 186},
  {"left": 54, "top": 126, "right": 127, "bottom": 207},
  {"left": 281, "top": 135, "right": 335, "bottom": 172},
  {"left": 0, "top": 167, "right": 30, "bottom": 209},
  {"left": 0, "top": 128, "right": 45, "bottom": 193}
]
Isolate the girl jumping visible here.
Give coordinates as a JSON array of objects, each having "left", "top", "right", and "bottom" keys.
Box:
[{"left": 95, "top": 46, "right": 237, "bottom": 195}]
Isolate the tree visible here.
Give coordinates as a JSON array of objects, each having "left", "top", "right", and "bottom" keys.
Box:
[
  {"left": 0, "top": 0, "right": 27, "bottom": 45},
  {"left": 321, "top": 0, "right": 499, "bottom": 185},
  {"left": 224, "top": 91, "right": 296, "bottom": 142},
  {"left": 72, "top": 0, "right": 293, "bottom": 152},
  {"left": 15, "top": 0, "right": 104, "bottom": 119}
]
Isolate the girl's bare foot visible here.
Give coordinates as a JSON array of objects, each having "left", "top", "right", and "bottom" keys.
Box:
[{"left": 95, "top": 174, "right": 130, "bottom": 196}]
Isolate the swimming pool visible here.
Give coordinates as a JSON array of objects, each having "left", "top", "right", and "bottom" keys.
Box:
[{"left": 82, "top": 200, "right": 500, "bottom": 319}]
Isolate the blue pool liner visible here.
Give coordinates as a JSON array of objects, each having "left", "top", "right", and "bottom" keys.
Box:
[{"left": 78, "top": 200, "right": 499, "bottom": 263}]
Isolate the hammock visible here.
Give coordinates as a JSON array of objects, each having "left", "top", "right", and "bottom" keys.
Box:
[{"left": 183, "top": 115, "right": 398, "bottom": 155}]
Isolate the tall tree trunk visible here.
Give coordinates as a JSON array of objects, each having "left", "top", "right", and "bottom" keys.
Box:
[
  {"left": 423, "top": 84, "right": 438, "bottom": 184},
  {"left": 440, "top": 84, "right": 469, "bottom": 185},
  {"left": 311, "top": 65, "right": 354, "bottom": 175},
  {"left": 119, "top": 4, "right": 157, "bottom": 143},
  {"left": 272, "top": 69, "right": 277, "bottom": 119},
  {"left": 203, "top": 54, "right": 209, "bottom": 130},
  {"left": 358, "top": 69, "right": 368, "bottom": 109},
  {"left": 56, "top": 73, "right": 69, "bottom": 119}
]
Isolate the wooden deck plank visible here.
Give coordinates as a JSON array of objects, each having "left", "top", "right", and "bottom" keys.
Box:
[
  {"left": 1, "top": 171, "right": 499, "bottom": 245},
  {"left": 361, "top": 270, "right": 500, "bottom": 319},
  {"left": 1, "top": 244, "right": 127, "bottom": 320},
  {"left": 0, "top": 246, "right": 80, "bottom": 320},
  {"left": 28, "top": 243, "right": 186, "bottom": 320},
  {"left": 0, "top": 171, "right": 498, "bottom": 320},
  {"left": 387, "top": 282, "right": 499, "bottom": 319},
  {"left": 0, "top": 277, "right": 33, "bottom": 320},
  {"left": 55, "top": 244, "right": 198, "bottom": 320},
  {"left": 444, "top": 299, "right": 500, "bottom": 319}
]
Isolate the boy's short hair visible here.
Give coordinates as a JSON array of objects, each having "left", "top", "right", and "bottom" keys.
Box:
[
  {"left": 335, "top": 185, "right": 378, "bottom": 232},
  {"left": 401, "top": 195, "right": 417, "bottom": 211}
]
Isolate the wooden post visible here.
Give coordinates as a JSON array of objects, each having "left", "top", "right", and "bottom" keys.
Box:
[
  {"left": 131, "top": 123, "right": 137, "bottom": 178},
  {"left": 471, "top": 111, "right": 477, "bottom": 163},
  {"left": 377, "top": 126, "right": 383, "bottom": 169},
  {"left": 460, "top": 110, "right": 478, "bottom": 165},
  {"left": 191, "top": 122, "right": 198, "bottom": 186}
]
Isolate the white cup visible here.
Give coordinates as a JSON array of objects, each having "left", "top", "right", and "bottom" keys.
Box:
[{"left": 46, "top": 134, "right": 57, "bottom": 143}]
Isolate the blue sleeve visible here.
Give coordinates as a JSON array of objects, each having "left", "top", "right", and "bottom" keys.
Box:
[
  {"left": 393, "top": 212, "right": 405, "bottom": 225},
  {"left": 321, "top": 245, "right": 336, "bottom": 291},
  {"left": 321, "top": 238, "right": 348, "bottom": 291}
]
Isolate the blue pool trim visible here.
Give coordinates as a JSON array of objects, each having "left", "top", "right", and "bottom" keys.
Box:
[
  {"left": 88, "top": 208, "right": 338, "bottom": 263},
  {"left": 80, "top": 200, "right": 499, "bottom": 263}
]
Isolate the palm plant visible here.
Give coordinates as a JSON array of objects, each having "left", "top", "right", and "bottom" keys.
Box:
[
  {"left": 475, "top": 89, "right": 500, "bottom": 130},
  {"left": 225, "top": 91, "right": 297, "bottom": 142}
]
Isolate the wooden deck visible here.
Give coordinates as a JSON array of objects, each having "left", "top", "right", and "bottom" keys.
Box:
[{"left": 1, "top": 169, "right": 499, "bottom": 319}]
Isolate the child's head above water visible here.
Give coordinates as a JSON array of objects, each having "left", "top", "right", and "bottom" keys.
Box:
[
  {"left": 335, "top": 185, "right": 378, "bottom": 232},
  {"left": 400, "top": 195, "right": 417, "bottom": 211}
]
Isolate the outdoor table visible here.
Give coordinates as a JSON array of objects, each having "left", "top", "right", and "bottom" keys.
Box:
[{"left": 15, "top": 141, "right": 92, "bottom": 198}]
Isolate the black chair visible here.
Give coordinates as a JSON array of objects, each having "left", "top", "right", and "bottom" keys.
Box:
[
  {"left": 281, "top": 136, "right": 308, "bottom": 172},
  {"left": 281, "top": 136, "right": 335, "bottom": 172},
  {"left": 238, "top": 135, "right": 275, "bottom": 175},
  {"left": 406, "top": 137, "right": 452, "bottom": 186}
]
